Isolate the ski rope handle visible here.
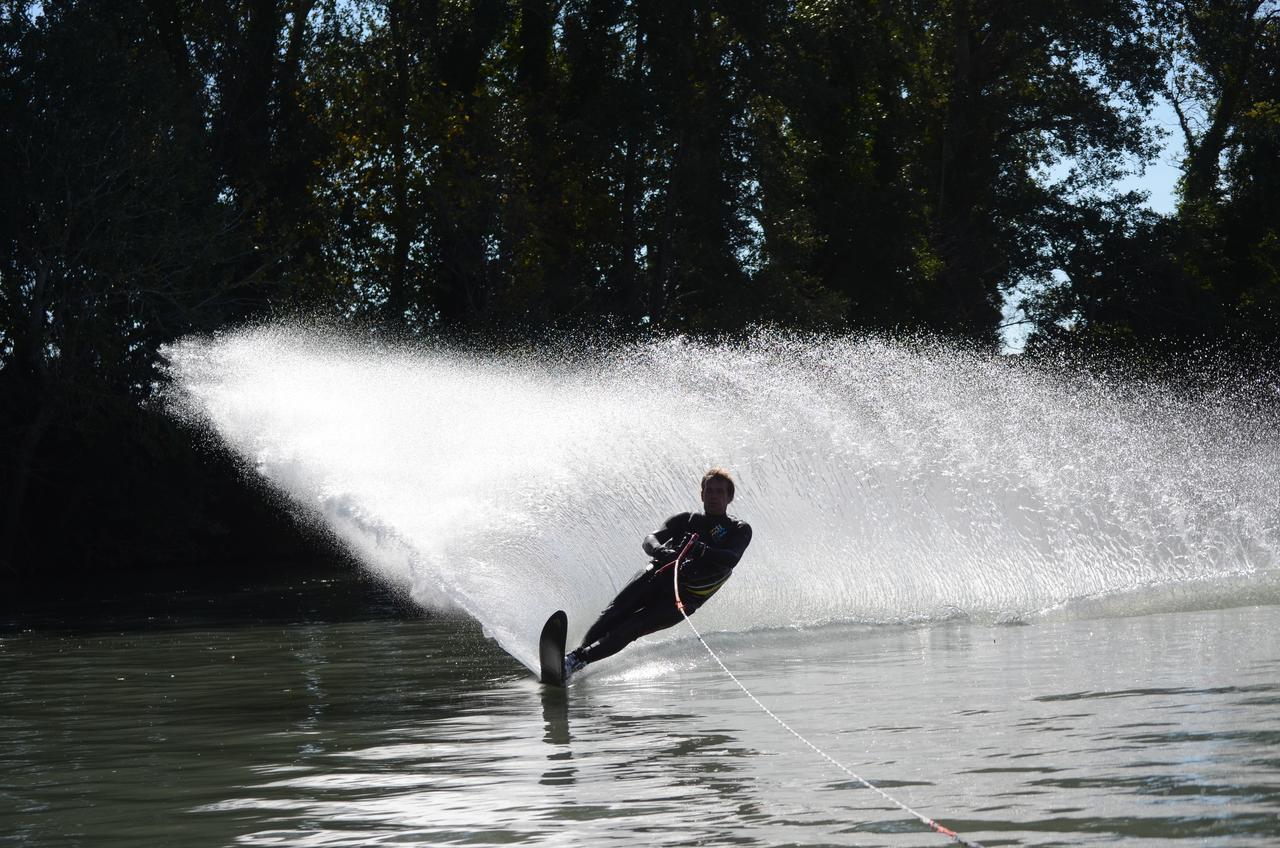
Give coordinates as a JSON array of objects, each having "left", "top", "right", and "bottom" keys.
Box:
[{"left": 668, "top": 533, "right": 984, "bottom": 848}]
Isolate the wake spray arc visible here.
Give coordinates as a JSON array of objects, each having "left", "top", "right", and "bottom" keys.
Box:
[
  {"left": 672, "top": 537, "right": 986, "bottom": 848},
  {"left": 163, "top": 324, "right": 1280, "bottom": 670}
]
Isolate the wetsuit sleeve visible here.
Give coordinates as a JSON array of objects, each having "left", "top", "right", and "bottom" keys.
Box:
[
  {"left": 642, "top": 513, "right": 691, "bottom": 557},
  {"left": 695, "top": 521, "right": 752, "bottom": 569}
]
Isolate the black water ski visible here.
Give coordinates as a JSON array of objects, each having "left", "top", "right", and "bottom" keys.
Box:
[{"left": 538, "top": 610, "right": 569, "bottom": 687}]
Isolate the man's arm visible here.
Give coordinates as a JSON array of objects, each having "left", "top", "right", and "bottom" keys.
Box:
[
  {"left": 689, "top": 522, "right": 752, "bottom": 569},
  {"left": 641, "top": 513, "right": 690, "bottom": 559},
  {"left": 642, "top": 534, "right": 670, "bottom": 558}
]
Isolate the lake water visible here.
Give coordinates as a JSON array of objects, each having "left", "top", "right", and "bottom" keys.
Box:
[{"left": 3, "top": 580, "right": 1277, "bottom": 847}]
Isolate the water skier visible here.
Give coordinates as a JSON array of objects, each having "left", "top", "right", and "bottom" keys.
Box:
[{"left": 563, "top": 468, "right": 752, "bottom": 680}]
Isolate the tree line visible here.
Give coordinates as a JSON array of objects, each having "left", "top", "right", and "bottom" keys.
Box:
[{"left": 2, "top": 0, "right": 1277, "bottom": 586}]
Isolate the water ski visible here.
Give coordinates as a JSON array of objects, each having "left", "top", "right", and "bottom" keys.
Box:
[{"left": 538, "top": 610, "right": 569, "bottom": 687}]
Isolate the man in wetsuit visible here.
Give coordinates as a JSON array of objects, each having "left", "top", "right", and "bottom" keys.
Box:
[{"left": 563, "top": 468, "right": 752, "bottom": 679}]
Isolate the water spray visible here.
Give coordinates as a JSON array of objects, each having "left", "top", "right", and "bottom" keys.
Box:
[{"left": 162, "top": 324, "right": 1280, "bottom": 669}]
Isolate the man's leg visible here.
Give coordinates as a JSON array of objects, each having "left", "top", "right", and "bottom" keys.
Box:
[
  {"left": 575, "top": 602, "right": 685, "bottom": 665},
  {"left": 576, "top": 569, "right": 660, "bottom": 650}
]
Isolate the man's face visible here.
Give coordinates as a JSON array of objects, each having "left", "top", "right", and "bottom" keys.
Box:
[{"left": 701, "top": 478, "right": 731, "bottom": 516}]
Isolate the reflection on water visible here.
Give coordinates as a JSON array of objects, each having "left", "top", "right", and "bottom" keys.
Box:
[{"left": 2, "top": 587, "right": 1278, "bottom": 847}]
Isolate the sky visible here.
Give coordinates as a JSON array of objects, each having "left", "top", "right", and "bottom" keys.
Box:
[
  {"left": 1001, "top": 97, "right": 1184, "bottom": 353},
  {"left": 1116, "top": 97, "right": 1185, "bottom": 216}
]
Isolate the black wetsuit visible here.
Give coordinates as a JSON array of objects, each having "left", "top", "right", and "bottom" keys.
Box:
[{"left": 573, "top": 512, "right": 753, "bottom": 666}]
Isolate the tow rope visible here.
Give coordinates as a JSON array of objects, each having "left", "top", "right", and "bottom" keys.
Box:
[{"left": 670, "top": 533, "right": 985, "bottom": 848}]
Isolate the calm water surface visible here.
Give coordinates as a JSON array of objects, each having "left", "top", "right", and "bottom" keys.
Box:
[{"left": 3, "top": 582, "right": 1278, "bottom": 847}]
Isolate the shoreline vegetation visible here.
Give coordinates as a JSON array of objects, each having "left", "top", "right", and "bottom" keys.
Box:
[{"left": 3, "top": 1, "right": 1278, "bottom": 599}]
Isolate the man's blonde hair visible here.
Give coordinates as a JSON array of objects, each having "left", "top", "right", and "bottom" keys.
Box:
[{"left": 701, "top": 467, "right": 735, "bottom": 501}]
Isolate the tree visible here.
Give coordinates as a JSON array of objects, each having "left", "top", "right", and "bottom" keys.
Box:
[
  {"left": 0, "top": 1, "right": 263, "bottom": 570},
  {"left": 1022, "top": 0, "right": 1280, "bottom": 356}
]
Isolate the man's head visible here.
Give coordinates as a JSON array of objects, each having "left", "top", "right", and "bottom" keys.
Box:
[{"left": 701, "top": 468, "right": 735, "bottom": 516}]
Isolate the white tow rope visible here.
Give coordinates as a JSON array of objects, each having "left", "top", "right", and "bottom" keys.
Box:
[{"left": 671, "top": 534, "right": 986, "bottom": 848}]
